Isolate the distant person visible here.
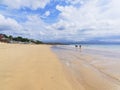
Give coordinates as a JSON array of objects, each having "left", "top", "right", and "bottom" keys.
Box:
[
  {"left": 79, "top": 45, "right": 81, "bottom": 49},
  {"left": 75, "top": 45, "right": 78, "bottom": 47}
]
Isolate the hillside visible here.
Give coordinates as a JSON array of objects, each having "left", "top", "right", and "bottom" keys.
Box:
[{"left": 0, "top": 34, "right": 43, "bottom": 44}]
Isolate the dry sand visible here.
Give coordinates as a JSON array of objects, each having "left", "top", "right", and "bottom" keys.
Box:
[{"left": 0, "top": 43, "right": 73, "bottom": 90}]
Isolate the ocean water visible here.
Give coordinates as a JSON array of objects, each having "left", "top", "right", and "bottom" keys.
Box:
[{"left": 52, "top": 44, "right": 120, "bottom": 59}]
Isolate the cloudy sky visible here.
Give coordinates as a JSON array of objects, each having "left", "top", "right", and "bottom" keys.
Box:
[{"left": 0, "top": 0, "right": 120, "bottom": 42}]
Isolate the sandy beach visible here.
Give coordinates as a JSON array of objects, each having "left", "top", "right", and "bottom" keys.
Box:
[
  {"left": 1, "top": 43, "right": 120, "bottom": 90},
  {"left": 0, "top": 43, "right": 73, "bottom": 90}
]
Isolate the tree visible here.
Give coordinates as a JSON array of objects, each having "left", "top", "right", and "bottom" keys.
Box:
[{"left": 8, "top": 35, "right": 13, "bottom": 40}]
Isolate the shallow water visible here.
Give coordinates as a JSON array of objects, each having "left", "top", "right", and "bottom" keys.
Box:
[
  {"left": 52, "top": 45, "right": 120, "bottom": 90},
  {"left": 53, "top": 45, "right": 120, "bottom": 58}
]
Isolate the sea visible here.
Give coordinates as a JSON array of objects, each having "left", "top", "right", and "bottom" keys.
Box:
[{"left": 52, "top": 44, "right": 120, "bottom": 59}]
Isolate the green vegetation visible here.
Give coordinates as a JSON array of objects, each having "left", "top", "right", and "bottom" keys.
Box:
[{"left": 0, "top": 34, "right": 43, "bottom": 44}]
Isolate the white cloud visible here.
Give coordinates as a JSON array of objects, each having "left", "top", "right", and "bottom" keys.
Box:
[
  {"left": 0, "top": 14, "right": 22, "bottom": 31},
  {"left": 0, "top": 14, "right": 29, "bottom": 37},
  {"left": 1, "top": 0, "right": 50, "bottom": 10},
  {"left": 22, "top": 15, "right": 79, "bottom": 41},
  {"left": 0, "top": 14, "right": 59, "bottom": 41},
  {"left": 45, "top": 11, "right": 50, "bottom": 16},
  {"left": 22, "top": 15, "right": 58, "bottom": 40},
  {"left": 55, "top": 0, "right": 120, "bottom": 41}
]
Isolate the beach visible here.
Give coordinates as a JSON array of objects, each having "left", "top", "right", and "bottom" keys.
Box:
[
  {"left": 1, "top": 43, "right": 120, "bottom": 90},
  {"left": 0, "top": 43, "right": 73, "bottom": 90}
]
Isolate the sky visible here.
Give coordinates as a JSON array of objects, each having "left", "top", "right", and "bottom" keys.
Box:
[{"left": 0, "top": 0, "right": 120, "bottom": 43}]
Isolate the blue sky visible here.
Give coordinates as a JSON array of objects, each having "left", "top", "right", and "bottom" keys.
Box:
[{"left": 0, "top": 0, "right": 120, "bottom": 42}]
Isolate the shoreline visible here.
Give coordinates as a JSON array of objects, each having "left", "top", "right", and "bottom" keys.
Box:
[
  {"left": 52, "top": 45, "right": 120, "bottom": 90},
  {"left": 0, "top": 43, "right": 73, "bottom": 90}
]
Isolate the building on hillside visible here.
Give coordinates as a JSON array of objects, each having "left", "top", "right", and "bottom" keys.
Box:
[
  {"left": 0, "top": 34, "right": 9, "bottom": 43},
  {"left": 0, "top": 34, "right": 4, "bottom": 40}
]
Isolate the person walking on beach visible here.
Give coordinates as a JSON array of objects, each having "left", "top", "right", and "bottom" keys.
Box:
[
  {"left": 75, "top": 45, "right": 78, "bottom": 47},
  {"left": 79, "top": 45, "right": 81, "bottom": 49}
]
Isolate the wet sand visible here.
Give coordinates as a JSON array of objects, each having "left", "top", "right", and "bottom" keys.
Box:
[
  {"left": 0, "top": 43, "right": 73, "bottom": 90},
  {"left": 52, "top": 45, "right": 120, "bottom": 90}
]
